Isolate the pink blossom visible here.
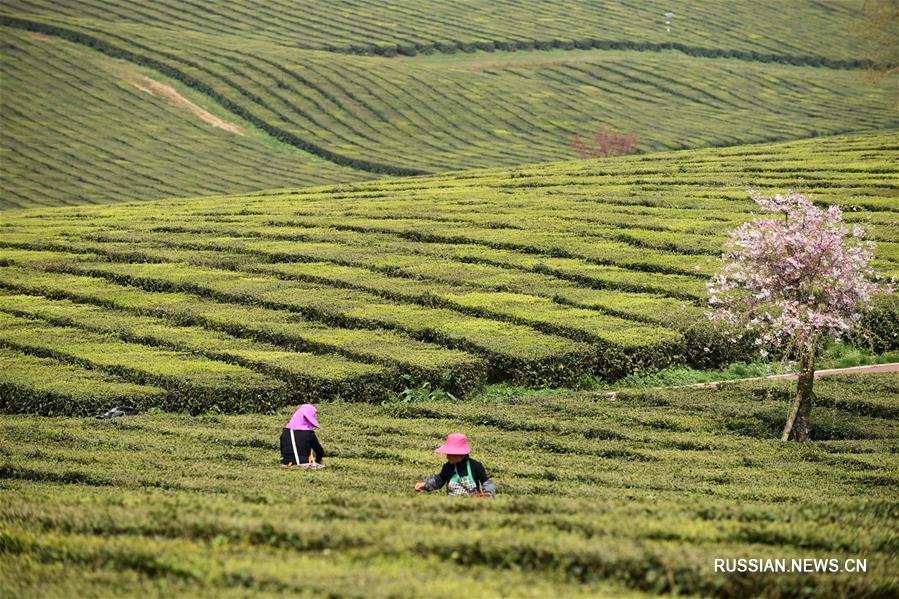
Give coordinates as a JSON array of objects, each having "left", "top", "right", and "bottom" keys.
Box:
[{"left": 707, "top": 190, "right": 893, "bottom": 354}]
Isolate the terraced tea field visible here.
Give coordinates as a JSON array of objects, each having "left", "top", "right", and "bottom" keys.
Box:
[
  {"left": 2, "top": 375, "right": 897, "bottom": 597},
  {"left": 0, "top": 0, "right": 873, "bottom": 60},
  {"left": 0, "top": 27, "right": 370, "bottom": 209},
  {"left": 2, "top": 1, "right": 897, "bottom": 207},
  {"left": 1, "top": 132, "right": 897, "bottom": 415},
  {"left": 2, "top": 3, "right": 897, "bottom": 597}
]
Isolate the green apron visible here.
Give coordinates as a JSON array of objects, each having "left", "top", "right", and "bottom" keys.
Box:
[{"left": 447, "top": 460, "right": 478, "bottom": 496}]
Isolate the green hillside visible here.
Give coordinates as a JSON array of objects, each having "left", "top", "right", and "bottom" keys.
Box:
[
  {"left": 1, "top": 132, "right": 896, "bottom": 414},
  {"left": 1, "top": 0, "right": 873, "bottom": 60},
  {"left": 2, "top": 4, "right": 897, "bottom": 598},
  {"left": 0, "top": 28, "right": 371, "bottom": 209},
  {"left": 2, "top": 375, "right": 897, "bottom": 597},
  {"left": 2, "top": 2, "right": 896, "bottom": 207}
]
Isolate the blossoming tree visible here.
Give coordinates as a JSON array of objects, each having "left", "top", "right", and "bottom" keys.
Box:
[{"left": 707, "top": 191, "right": 893, "bottom": 442}]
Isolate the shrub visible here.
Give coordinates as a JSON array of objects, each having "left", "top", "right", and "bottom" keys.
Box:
[
  {"left": 846, "top": 294, "right": 899, "bottom": 352},
  {"left": 571, "top": 126, "right": 639, "bottom": 159}
]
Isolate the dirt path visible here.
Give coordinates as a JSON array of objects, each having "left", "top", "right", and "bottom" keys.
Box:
[
  {"left": 689, "top": 362, "right": 899, "bottom": 388},
  {"left": 130, "top": 75, "right": 244, "bottom": 135},
  {"left": 603, "top": 362, "right": 899, "bottom": 398}
]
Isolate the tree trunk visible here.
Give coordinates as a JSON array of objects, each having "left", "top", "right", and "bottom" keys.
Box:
[{"left": 781, "top": 351, "right": 815, "bottom": 442}]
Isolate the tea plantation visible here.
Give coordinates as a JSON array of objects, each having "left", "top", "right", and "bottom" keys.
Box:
[
  {"left": 2, "top": 1, "right": 897, "bottom": 206},
  {"left": 2, "top": 0, "right": 872, "bottom": 59},
  {"left": 2, "top": 2, "right": 898, "bottom": 597},
  {"left": 1, "top": 131, "right": 897, "bottom": 415},
  {"left": 2, "top": 375, "right": 897, "bottom": 597},
  {"left": 0, "top": 27, "right": 371, "bottom": 209}
]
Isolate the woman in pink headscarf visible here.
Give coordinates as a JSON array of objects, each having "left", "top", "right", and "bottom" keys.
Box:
[
  {"left": 414, "top": 433, "right": 496, "bottom": 496},
  {"left": 280, "top": 404, "right": 325, "bottom": 468}
]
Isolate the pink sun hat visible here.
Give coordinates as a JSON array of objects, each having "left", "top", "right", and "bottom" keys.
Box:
[
  {"left": 285, "top": 403, "right": 320, "bottom": 430},
  {"left": 435, "top": 433, "right": 471, "bottom": 455}
]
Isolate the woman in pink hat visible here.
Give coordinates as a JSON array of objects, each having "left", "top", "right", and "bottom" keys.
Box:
[
  {"left": 280, "top": 403, "right": 325, "bottom": 468},
  {"left": 414, "top": 433, "right": 496, "bottom": 496}
]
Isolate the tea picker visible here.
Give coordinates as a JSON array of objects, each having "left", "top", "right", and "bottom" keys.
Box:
[
  {"left": 279, "top": 403, "right": 326, "bottom": 469},
  {"left": 414, "top": 433, "right": 496, "bottom": 497}
]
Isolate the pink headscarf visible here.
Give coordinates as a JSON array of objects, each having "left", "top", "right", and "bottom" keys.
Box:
[{"left": 285, "top": 404, "right": 320, "bottom": 430}]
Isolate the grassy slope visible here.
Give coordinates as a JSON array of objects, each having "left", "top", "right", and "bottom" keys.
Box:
[
  {"left": 1, "top": 375, "right": 897, "bottom": 597},
  {"left": 84, "top": 31, "right": 895, "bottom": 173},
  {"left": 1, "top": 132, "right": 897, "bottom": 413},
  {"left": 2, "top": 0, "right": 872, "bottom": 59},
  {"left": 1, "top": 2, "right": 896, "bottom": 206},
  {"left": 0, "top": 27, "right": 372, "bottom": 209}
]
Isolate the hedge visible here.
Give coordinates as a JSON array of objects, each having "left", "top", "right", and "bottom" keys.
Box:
[
  {"left": 2, "top": 375, "right": 897, "bottom": 596},
  {"left": 2, "top": 131, "right": 897, "bottom": 404},
  {"left": 42, "top": 260, "right": 597, "bottom": 386},
  {"left": 0, "top": 15, "right": 428, "bottom": 177},
  {"left": 0, "top": 347, "right": 166, "bottom": 416},
  {"left": 328, "top": 37, "right": 875, "bottom": 71},
  {"left": 0, "top": 271, "right": 487, "bottom": 398},
  {"left": 0, "top": 311, "right": 290, "bottom": 414},
  {"left": 0, "top": 294, "right": 394, "bottom": 406}
]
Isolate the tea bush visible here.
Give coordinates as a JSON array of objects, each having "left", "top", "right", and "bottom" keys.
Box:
[
  {"left": 2, "top": 132, "right": 897, "bottom": 414},
  {"left": 1, "top": 375, "right": 896, "bottom": 597},
  {"left": 2, "top": 4, "right": 897, "bottom": 206}
]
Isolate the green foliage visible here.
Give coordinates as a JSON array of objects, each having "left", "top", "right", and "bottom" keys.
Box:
[
  {"left": 1, "top": 132, "right": 897, "bottom": 414},
  {"left": 608, "top": 361, "right": 787, "bottom": 390},
  {"left": 1, "top": 375, "right": 897, "bottom": 597},
  {"left": 0, "top": 311, "right": 293, "bottom": 414},
  {"left": 0, "top": 268, "right": 488, "bottom": 402},
  {"left": 2, "top": 4, "right": 897, "bottom": 206},
  {"left": 14, "top": 260, "right": 596, "bottom": 384},
  {"left": 389, "top": 374, "right": 459, "bottom": 404},
  {"left": 0, "top": 1, "right": 874, "bottom": 62},
  {"left": 817, "top": 340, "right": 899, "bottom": 369},
  {"left": 0, "top": 292, "right": 395, "bottom": 407},
  {"left": 0, "top": 347, "right": 165, "bottom": 416},
  {"left": 846, "top": 294, "right": 899, "bottom": 353},
  {"left": 0, "top": 27, "right": 367, "bottom": 209}
]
